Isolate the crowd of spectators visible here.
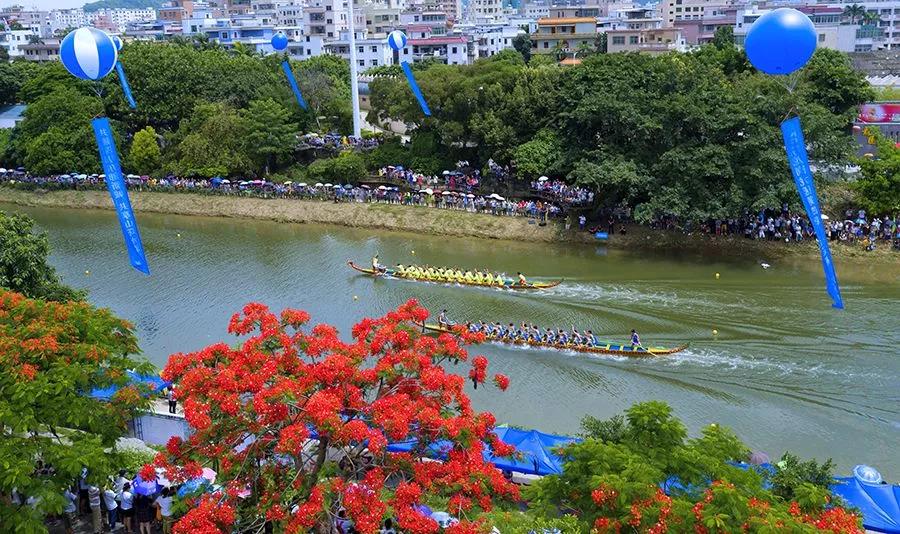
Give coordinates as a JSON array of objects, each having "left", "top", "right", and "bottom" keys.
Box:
[
  {"left": 378, "top": 164, "right": 481, "bottom": 192},
  {"left": 530, "top": 179, "right": 594, "bottom": 206},
  {"left": 298, "top": 133, "right": 380, "bottom": 150}
]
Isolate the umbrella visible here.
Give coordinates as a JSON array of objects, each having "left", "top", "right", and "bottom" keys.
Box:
[
  {"left": 424, "top": 188, "right": 433, "bottom": 195},
  {"left": 283, "top": 181, "right": 293, "bottom": 185},
  {"left": 99, "top": 174, "right": 106, "bottom": 179},
  {"left": 298, "top": 182, "right": 307, "bottom": 187},
  {"left": 361, "top": 184, "right": 370, "bottom": 189},
  {"left": 442, "top": 191, "right": 451, "bottom": 196},
  {"left": 314, "top": 183, "right": 323, "bottom": 187},
  {"left": 820, "top": 214, "right": 830, "bottom": 221},
  {"left": 442, "top": 170, "right": 450, "bottom": 175},
  {"left": 378, "top": 185, "right": 387, "bottom": 190},
  {"left": 324, "top": 183, "right": 333, "bottom": 187},
  {"left": 201, "top": 468, "right": 216, "bottom": 482},
  {"left": 749, "top": 451, "right": 770, "bottom": 466},
  {"left": 132, "top": 474, "right": 160, "bottom": 496},
  {"left": 221, "top": 179, "right": 231, "bottom": 184},
  {"left": 0, "top": 168, "right": 6, "bottom": 173},
  {"left": 415, "top": 504, "right": 433, "bottom": 516},
  {"left": 466, "top": 194, "right": 475, "bottom": 198},
  {"left": 538, "top": 176, "right": 549, "bottom": 181},
  {"left": 239, "top": 181, "right": 249, "bottom": 185},
  {"left": 343, "top": 184, "right": 353, "bottom": 189}
]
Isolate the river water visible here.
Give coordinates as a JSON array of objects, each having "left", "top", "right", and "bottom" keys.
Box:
[{"left": 6, "top": 203, "right": 899, "bottom": 479}]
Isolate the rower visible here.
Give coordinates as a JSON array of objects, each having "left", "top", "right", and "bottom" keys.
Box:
[
  {"left": 543, "top": 328, "right": 554, "bottom": 343},
  {"left": 438, "top": 309, "right": 450, "bottom": 328},
  {"left": 630, "top": 329, "right": 642, "bottom": 350},
  {"left": 587, "top": 330, "right": 599, "bottom": 347},
  {"left": 373, "top": 255, "right": 386, "bottom": 274},
  {"left": 479, "top": 321, "right": 489, "bottom": 333},
  {"left": 517, "top": 272, "right": 527, "bottom": 286},
  {"left": 467, "top": 322, "right": 478, "bottom": 333},
  {"left": 557, "top": 329, "right": 568, "bottom": 345},
  {"left": 474, "top": 271, "right": 484, "bottom": 284},
  {"left": 492, "top": 322, "right": 502, "bottom": 337},
  {"left": 464, "top": 270, "right": 474, "bottom": 282},
  {"left": 396, "top": 264, "right": 405, "bottom": 276},
  {"left": 485, "top": 272, "right": 494, "bottom": 285}
]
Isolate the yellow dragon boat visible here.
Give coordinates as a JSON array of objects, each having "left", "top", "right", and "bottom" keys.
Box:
[
  {"left": 347, "top": 261, "right": 562, "bottom": 290},
  {"left": 421, "top": 323, "right": 688, "bottom": 357}
]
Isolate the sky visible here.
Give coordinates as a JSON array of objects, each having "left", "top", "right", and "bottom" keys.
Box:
[{"left": 3, "top": 0, "right": 88, "bottom": 10}]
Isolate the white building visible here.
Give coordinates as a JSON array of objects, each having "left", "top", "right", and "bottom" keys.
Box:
[
  {"left": 454, "top": 22, "right": 522, "bottom": 57},
  {"left": 324, "top": 29, "right": 394, "bottom": 68},
  {"left": 469, "top": 0, "right": 503, "bottom": 21},
  {"left": 1, "top": 6, "right": 51, "bottom": 37},
  {"left": 50, "top": 8, "right": 89, "bottom": 33},
  {"left": 397, "top": 34, "right": 470, "bottom": 64},
  {"left": 302, "top": 0, "right": 365, "bottom": 39},
  {"left": 826, "top": 0, "right": 900, "bottom": 50},
  {"left": 0, "top": 28, "right": 39, "bottom": 58}
]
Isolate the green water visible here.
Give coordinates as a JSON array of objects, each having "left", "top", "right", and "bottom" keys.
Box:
[{"left": 6, "top": 203, "right": 899, "bottom": 479}]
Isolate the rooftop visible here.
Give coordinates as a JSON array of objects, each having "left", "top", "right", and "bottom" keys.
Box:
[
  {"left": 537, "top": 17, "right": 597, "bottom": 25},
  {"left": 409, "top": 36, "right": 467, "bottom": 45}
]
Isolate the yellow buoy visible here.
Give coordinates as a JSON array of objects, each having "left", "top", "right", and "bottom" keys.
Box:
[
  {"left": 715, "top": 272, "right": 720, "bottom": 279},
  {"left": 177, "top": 233, "right": 181, "bottom": 237},
  {"left": 712, "top": 329, "right": 718, "bottom": 336},
  {"left": 353, "top": 295, "right": 358, "bottom": 301},
  {"left": 411, "top": 250, "right": 415, "bottom": 255},
  {"left": 84, "top": 270, "right": 90, "bottom": 275}
]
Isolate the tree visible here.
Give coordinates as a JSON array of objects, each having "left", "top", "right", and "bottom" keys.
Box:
[
  {"left": 241, "top": 98, "right": 297, "bottom": 175},
  {"left": 128, "top": 126, "right": 161, "bottom": 175},
  {"left": 165, "top": 102, "right": 252, "bottom": 178},
  {"left": 712, "top": 26, "right": 735, "bottom": 49},
  {"left": 0, "top": 211, "right": 85, "bottom": 302},
  {"left": 861, "top": 10, "right": 881, "bottom": 25},
  {"left": 526, "top": 402, "right": 864, "bottom": 533},
  {"left": 512, "top": 33, "right": 531, "bottom": 63},
  {"left": 0, "top": 290, "right": 154, "bottom": 533},
  {"left": 513, "top": 129, "right": 562, "bottom": 178},
  {"left": 307, "top": 151, "right": 367, "bottom": 184},
  {"left": 843, "top": 4, "right": 865, "bottom": 23},
  {"left": 154, "top": 300, "right": 517, "bottom": 533},
  {"left": 854, "top": 131, "right": 900, "bottom": 214}
]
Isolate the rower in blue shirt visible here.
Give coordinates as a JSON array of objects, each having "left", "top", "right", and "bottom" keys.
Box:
[
  {"left": 630, "top": 329, "right": 642, "bottom": 350},
  {"left": 587, "top": 330, "right": 599, "bottom": 347}
]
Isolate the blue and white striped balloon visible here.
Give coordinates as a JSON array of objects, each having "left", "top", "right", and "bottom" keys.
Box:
[
  {"left": 387, "top": 30, "right": 407, "bottom": 52},
  {"left": 112, "top": 35, "right": 123, "bottom": 51},
  {"left": 60, "top": 27, "right": 118, "bottom": 81}
]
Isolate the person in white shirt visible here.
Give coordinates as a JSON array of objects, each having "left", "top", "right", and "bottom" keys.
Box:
[
  {"left": 114, "top": 469, "right": 128, "bottom": 494},
  {"left": 88, "top": 485, "right": 102, "bottom": 534},
  {"left": 62, "top": 488, "right": 77, "bottom": 534},
  {"left": 154, "top": 487, "right": 174, "bottom": 534},
  {"left": 118, "top": 482, "right": 134, "bottom": 533},
  {"left": 103, "top": 485, "right": 118, "bottom": 530}
]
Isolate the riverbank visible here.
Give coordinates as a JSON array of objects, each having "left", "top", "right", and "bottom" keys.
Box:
[{"left": 1, "top": 188, "right": 897, "bottom": 270}]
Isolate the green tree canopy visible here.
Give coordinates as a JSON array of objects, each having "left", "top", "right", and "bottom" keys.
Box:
[
  {"left": 128, "top": 126, "right": 161, "bottom": 175},
  {"left": 240, "top": 98, "right": 297, "bottom": 175},
  {"left": 0, "top": 211, "right": 85, "bottom": 302}
]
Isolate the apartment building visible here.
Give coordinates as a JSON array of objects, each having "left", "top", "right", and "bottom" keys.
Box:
[
  {"left": 303, "top": 0, "right": 365, "bottom": 40},
  {"left": 530, "top": 17, "right": 597, "bottom": 55},
  {"left": 19, "top": 37, "right": 60, "bottom": 61},
  {"left": 470, "top": 0, "right": 503, "bottom": 21},
  {"left": 159, "top": 0, "right": 196, "bottom": 25},
  {"left": 605, "top": 26, "right": 686, "bottom": 53},
  {"left": 825, "top": 0, "right": 900, "bottom": 50},
  {"left": 364, "top": 6, "right": 402, "bottom": 34},
  {"left": 0, "top": 28, "right": 38, "bottom": 58},
  {"left": 399, "top": 10, "right": 449, "bottom": 34},
  {"left": 660, "top": 0, "right": 733, "bottom": 27},
  {"left": 1, "top": 5, "right": 50, "bottom": 37},
  {"left": 396, "top": 34, "right": 469, "bottom": 63},
  {"left": 324, "top": 30, "right": 394, "bottom": 68}
]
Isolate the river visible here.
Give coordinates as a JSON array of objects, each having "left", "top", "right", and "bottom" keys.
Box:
[{"left": 6, "top": 202, "right": 899, "bottom": 479}]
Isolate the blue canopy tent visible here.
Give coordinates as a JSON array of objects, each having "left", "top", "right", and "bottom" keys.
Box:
[
  {"left": 88, "top": 371, "right": 171, "bottom": 401},
  {"left": 831, "top": 467, "right": 900, "bottom": 533},
  {"left": 487, "top": 427, "right": 580, "bottom": 476}
]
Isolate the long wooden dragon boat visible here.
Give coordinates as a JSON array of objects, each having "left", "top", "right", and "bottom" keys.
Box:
[
  {"left": 347, "top": 261, "right": 562, "bottom": 290},
  {"left": 422, "top": 323, "right": 688, "bottom": 357}
]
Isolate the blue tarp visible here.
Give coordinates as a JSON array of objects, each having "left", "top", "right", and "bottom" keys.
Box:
[
  {"left": 831, "top": 477, "right": 900, "bottom": 533},
  {"left": 88, "top": 371, "right": 171, "bottom": 401},
  {"left": 385, "top": 427, "right": 579, "bottom": 477},
  {"left": 488, "top": 427, "right": 580, "bottom": 476}
]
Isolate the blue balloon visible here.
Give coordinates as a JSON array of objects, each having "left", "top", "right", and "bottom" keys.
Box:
[
  {"left": 271, "top": 31, "right": 288, "bottom": 51},
  {"left": 112, "top": 35, "right": 123, "bottom": 51},
  {"left": 745, "top": 8, "right": 817, "bottom": 75},
  {"left": 387, "top": 30, "right": 407, "bottom": 52},
  {"left": 60, "top": 27, "right": 118, "bottom": 81}
]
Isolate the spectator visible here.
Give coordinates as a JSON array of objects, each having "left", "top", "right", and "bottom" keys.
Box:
[
  {"left": 103, "top": 483, "right": 118, "bottom": 531},
  {"left": 88, "top": 485, "right": 103, "bottom": 534},
  {"left": 62, "top": 487, "right": 77, "bottom": 534},
  {"left": 155, "top": 487, "right": 175, "bottom": 534},
  {"left": 119, "top": 482, "right": 134, "bottom": 534}
]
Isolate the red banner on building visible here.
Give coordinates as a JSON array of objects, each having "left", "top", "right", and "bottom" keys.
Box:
[{"left": 858, "top": 103, "right": 900, "bottom": 123}]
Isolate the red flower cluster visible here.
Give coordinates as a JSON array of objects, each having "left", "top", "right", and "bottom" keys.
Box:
[{"left": 158, "top": 299, "right": 516, "bottom": 533}]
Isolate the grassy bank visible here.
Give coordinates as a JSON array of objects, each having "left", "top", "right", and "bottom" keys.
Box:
[{"left": 1, "top": 188, "right": 897, "bottom": 271}]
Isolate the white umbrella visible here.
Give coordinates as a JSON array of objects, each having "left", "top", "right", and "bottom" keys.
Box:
[
  {"left": 538, "top": 176, "right": 549, "bottom": 181},
  {"left": 315, "top": 182, "right": 323, "bottom": 187},
  {"left": 298, "top": 182, "right": 307, "bottom": 187},
  {"left": 820, "top": 214, "right": 830, "bottom": 220},
  {"left": 466, "top": 193, "right": 475, "bottom": 198},
  {"left": 99, "top": 174, "right": 105, "bottom": 179},
  {"left": 442, "top": 170, "right": 450, "bottom": 175},
  {"left": 424, "top": 188, "right": 433, "bottom": 195},
  {"left": 324, "top": 183, "right": 333, "bottom": 187},
  {"left": 378, "top": 185, "right": 387, "bottom": 190},
  {"left": 441, "top": 191, "right": 452, "bottom": 196},
  {"left": 283, "top": 181, "right": 292, "bottom": 185},
  {"left": 221, "top": 179, "right": 231, "bottom": 184},
  {"left": 0, "top": 168, "right": 6, "bottom": 173}
]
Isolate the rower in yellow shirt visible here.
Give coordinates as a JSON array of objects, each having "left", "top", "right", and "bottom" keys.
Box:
[
  {"left": 463, "top": 270, "right": 474, "bottom": 283},
  {"left": 485, "top": 272, "right": 494, "bottom": 285},
  {"left": 474, "top": 271, "right": 485, "bottom": 284}
]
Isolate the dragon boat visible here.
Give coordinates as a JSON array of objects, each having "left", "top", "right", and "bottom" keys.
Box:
[
  {"left": 347, "top": 261, "right": 562, "bottom": 290},
  {"left": 421, "top": 323, "right": 688, "bottom": 357}
]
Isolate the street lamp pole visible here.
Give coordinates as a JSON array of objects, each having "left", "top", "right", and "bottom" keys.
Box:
[{"left": 347, "top": 0, "right": 362, "bottom": 138}]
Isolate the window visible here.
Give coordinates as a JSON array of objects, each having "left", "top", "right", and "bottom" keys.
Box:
[
  {"left": 327, "top": 31, "right": 333, "bottom": 37},
  {"left": 358, "top": 46, "right": 363, "bottom": 52},
  {"left": 629, "top": 35, "right": 638, "bottom": 44},
  {"left": 358, "top": 60, "right": 364, "bottom": 66},
  {"left": 612, "top": 35, "right": 625, "bottom": 44},
  {"left": 543, "top": 41, "right": 549, "bottom": 48},
  {"left": 371, "top": 59, "right": 378, "bottom": 65},
  {"left": 452, "top": 46, "right": 457, "bottom": 53},
  {"left": 371, "top": 45, "right": 377, "bottom": 52},
  {"left": 818, "top": 33, "right": 825, "bottom": 42}
]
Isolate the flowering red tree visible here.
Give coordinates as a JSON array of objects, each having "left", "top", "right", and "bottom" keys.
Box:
[
  {"left": 156, "top": 299, "right": 518, "bottom": 533},
  {"left": 0, "top": 290, "right": 152, "bottom": 532}
]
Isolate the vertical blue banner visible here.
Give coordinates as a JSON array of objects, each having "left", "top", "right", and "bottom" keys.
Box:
[
  {"left": 115, "top": 62, "right": 137, "bottom": 110},
  {"left": 401, "top": 61, "right": 431, "bottom": 116},
  {"left": 781, "top": 117, "right": 843, "bottom": 309},
  {"left": 281, "top": 60, "right": 308, "bottom": 110},
  {"left": 92, "top": 117, "right": 150, "bottom": 275}
]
